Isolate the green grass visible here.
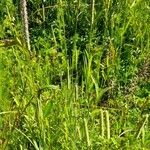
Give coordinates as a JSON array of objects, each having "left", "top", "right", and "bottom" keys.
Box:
[{"left": 0, "top": 0, "right": 150, "bottom": 149}]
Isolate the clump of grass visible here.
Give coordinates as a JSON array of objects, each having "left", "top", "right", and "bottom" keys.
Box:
[{"left": 0, "top": 0, "right": 150, "bottom": 149}]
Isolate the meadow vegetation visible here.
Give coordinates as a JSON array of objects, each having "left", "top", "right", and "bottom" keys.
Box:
[{"left": 0, "top": 0, "right": 150, "bottom": 149}]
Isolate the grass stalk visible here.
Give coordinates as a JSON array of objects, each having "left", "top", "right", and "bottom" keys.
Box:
[
  {"left": 84, "top": 118, "right": 91, "bottom": 148},
  {"left": 105, "top": 110, "right": 110, "bottom": 139},
  {"left": 20, "top": 0, "right": 31, "bottom": 54},
  {"left": 91, "top": 0, "right": 95, "bottom": 30},
  {"left": 100, "top": 109, "right": 104, "bottom": 137},
  {"left": 136, "top": 114, "right": 149, "bottom": 139}
]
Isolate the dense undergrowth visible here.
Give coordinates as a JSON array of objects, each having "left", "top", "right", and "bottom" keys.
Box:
[{"left": 0, "top": 0, "right": 150, "bottom": 149}]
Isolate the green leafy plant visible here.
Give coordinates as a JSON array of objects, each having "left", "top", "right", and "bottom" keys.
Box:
[{"left": 0, "top": 0, "right": 150, "bottom": 149}]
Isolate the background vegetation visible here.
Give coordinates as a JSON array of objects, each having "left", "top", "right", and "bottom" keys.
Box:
[{"left": 0, "top": 0, "right": 150, "bottom": 149}]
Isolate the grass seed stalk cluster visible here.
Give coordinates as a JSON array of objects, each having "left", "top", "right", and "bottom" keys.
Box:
[{"left": 0, "top": 0, "right": 150, "bottom": 149}]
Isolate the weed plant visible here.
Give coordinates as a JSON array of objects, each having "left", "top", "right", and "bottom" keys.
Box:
[{"left": 0, "top": 0, "right": 150, "bottom": 149}]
